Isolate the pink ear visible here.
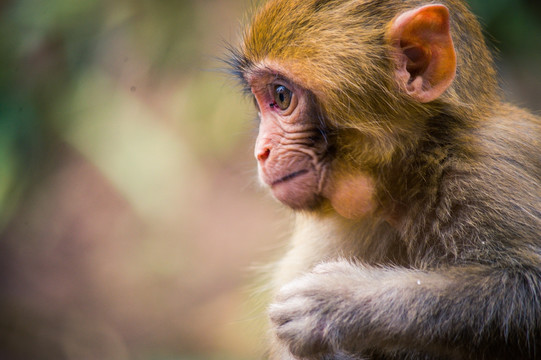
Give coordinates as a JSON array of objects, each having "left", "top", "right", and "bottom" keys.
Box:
[{"left": 388, "top": 4, "right": 456, "bottom": 103}]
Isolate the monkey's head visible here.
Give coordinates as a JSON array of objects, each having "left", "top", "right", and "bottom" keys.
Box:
[{"left": 230, "top": 0, "right": 497, "bottom": 218}]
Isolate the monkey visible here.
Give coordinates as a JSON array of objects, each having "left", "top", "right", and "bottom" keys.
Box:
[{"left": 228, "top": 0, "right": 541, "bottom": 359}]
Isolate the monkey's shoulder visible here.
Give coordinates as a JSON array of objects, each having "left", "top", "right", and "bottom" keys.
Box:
[
  {"left": 438, "top": 104, "right": 541, "bottom": 242},
  {"left": 474, "top": 103, "right": 540, "bottom": 177}
]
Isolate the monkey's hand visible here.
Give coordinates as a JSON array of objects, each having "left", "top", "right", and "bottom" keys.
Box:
[
  {"left": 270, "top": 258, "right": 538, "bottom": 359},
  {"left": 269, "top": 260, "right": 372, "bottom": 358}
]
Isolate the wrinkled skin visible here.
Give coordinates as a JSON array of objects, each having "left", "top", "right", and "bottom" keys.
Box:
[{"left": 249, "top": 69, "right": 375, "bottom": 217}]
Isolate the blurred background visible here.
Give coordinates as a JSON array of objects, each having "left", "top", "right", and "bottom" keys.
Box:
[{"left": 0, "top": 0, "right": 539, "bottom": 359}]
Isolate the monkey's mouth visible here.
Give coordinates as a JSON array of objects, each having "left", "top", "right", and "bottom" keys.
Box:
[
  {"left": 271, "top": 169, "right": 309, "bottom": 186},
  {"left": 265, "top": 167, "right": 321, "bottom": 209}
]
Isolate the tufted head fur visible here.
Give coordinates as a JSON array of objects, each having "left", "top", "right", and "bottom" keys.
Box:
[{"left": 229, "top": 0, "right": 500, "bottom": 172}]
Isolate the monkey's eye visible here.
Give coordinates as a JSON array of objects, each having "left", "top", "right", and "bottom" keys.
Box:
[{"left": 273, "top": 85, "right": 292, "bottom": 111}]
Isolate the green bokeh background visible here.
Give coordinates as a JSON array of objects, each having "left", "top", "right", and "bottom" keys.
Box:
[{"left": 0, "top": 1, "right": 539, "bottom": 359}]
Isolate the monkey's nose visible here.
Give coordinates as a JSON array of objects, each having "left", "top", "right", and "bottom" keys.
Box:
[{"left": 256, "top": 147, "right": 271, "bottom": 162}]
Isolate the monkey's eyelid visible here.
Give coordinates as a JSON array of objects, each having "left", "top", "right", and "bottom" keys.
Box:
[
  {"left": 265, "top": 69, "right": 287, "bottom": 82},
  {"left": 266, "top": 75, "right": 290, "bottom": 87}
]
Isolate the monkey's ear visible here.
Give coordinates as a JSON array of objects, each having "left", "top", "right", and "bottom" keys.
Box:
[{"left": 388, "top": 4, "right": 456, "bottom": 103}]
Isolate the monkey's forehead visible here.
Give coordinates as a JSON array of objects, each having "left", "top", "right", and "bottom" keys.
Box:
[
  {"left": 235, "top": 0, "right": 396, "bottom": 90},
  {"left": 244, "top": 0, "right": 388, "bottom": 59}
]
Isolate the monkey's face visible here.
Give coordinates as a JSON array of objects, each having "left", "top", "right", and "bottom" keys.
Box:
[
  {"left": 237, "top": 2, "right": 457, "bottom": 218},
  {"left": 249, "top": 72, "right": 330, "bottom": 210}
]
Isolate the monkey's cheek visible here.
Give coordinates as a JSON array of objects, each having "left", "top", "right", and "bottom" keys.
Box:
[{"left": 324, "top": 174, "right": 375, "bottom": 219}]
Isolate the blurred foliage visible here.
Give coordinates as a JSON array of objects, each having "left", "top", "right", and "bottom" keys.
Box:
[
  {"left": 0, "top": 0, "right": 254, "bottom": 225},
  {"left": 469, "top": 0, "right": 541, "bottom": 56},
  {"left": 467, "top": 0, "right": 541, "bottom": 107},
  {"left": 0, "top": 0, "right": 539, "bottom": 359}
]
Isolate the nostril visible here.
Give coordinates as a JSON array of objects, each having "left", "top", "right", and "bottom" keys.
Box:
[{"left": 257, "top": 148, "right": 271, "bottom": 162}]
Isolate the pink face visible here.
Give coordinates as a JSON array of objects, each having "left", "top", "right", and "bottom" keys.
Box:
[{"left": 249, "top": 72, "right": 330, "bottom": 210}]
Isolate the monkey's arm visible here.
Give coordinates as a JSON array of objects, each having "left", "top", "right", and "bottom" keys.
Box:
[{"left": 269, "top": 259, "right": 541, "bottom": 358}]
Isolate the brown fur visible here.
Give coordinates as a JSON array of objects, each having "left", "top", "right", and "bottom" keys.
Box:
[{"left": 229, "top": 0, "right": 541, "bottom": 359}]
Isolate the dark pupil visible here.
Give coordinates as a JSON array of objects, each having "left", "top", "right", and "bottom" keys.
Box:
[{"left": 274, "top": 85, "right": 291, "bottom": 110}]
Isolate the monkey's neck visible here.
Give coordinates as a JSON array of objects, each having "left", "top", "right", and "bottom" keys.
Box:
[
  {"left": 290, "top": 211, "right": 404, "bottom": 268},
  {"left": 376, "top": 112, "right": 478, "bottom": 240}
]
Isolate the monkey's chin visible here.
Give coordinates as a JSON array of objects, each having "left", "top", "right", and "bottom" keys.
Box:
[{"left": 268, "top": 171, "right": 322, "bottom": 210}]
